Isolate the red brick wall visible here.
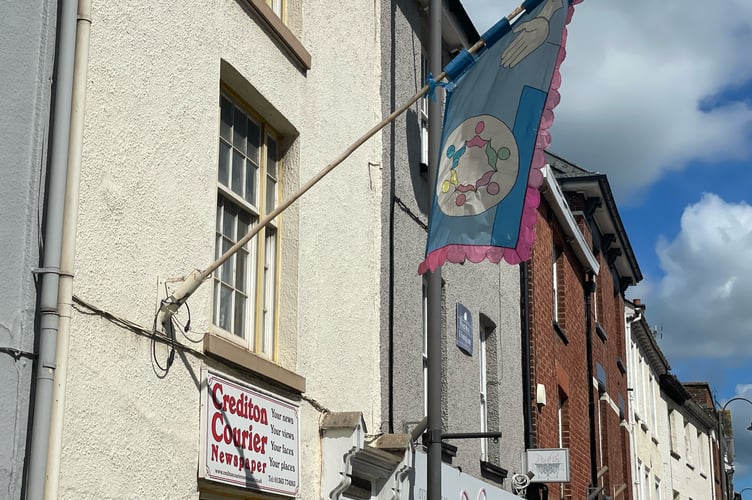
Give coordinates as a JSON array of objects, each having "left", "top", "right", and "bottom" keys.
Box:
[
  {"left": 529, "top": 201, "right": 591, "bottom": 498},
  {"left": 528, "top": 200, "right": 633, "bottom": 499},
  {"left": 591, "top": 241, "right": 632, "bottom": 498}
]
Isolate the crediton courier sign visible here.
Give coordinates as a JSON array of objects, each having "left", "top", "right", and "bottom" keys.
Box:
[{"left": 200, "top": 370, "right": 299, "bottom": 496}]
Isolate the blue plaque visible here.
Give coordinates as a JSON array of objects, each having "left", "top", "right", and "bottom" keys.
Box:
[{"left": 456, "top": 303, "right": 473, "bottom": 355}]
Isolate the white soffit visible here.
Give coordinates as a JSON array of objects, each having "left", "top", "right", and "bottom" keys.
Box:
[{"left": 542, "top": 165, "right": 600, "bottom": 274}]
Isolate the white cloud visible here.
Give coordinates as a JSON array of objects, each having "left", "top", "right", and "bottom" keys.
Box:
[
  {"left": 462, "top": 0, "right": 752, "bottom": 199},
  {"left": 642, "top": 194, "right": 752, "bottom": 359}
]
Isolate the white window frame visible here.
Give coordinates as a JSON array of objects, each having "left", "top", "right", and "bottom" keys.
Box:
[
  {"left": 266, "top": 0, "right": 284, "bottom": 18},
  {"left": 213, "top": 90, "right": 281, "bottom": 359},
  {"left": 479, "top": 323, "right": 489, "bottom": 461},
  {"left": 419, "top": 53, "right": 429, "bottom": 168},
  {"left": 649, "top": 373, "right": 657, "bottom": 431},
  {"left": 684, "top": 421, "right": 693, "bottom": 465},
  {"left": 552, "top": 246, "right": 560, "bottom": 323}
]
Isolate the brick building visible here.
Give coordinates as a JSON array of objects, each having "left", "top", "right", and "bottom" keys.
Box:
[{"left": 523, "top": 153, "right": 641, "bottom": 499}]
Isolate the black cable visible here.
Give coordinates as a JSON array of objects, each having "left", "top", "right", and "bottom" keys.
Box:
[
  {"left": 183, "top": 301, "right": 191, "bottom": 332},
  {"left": 0, "top": 347, "right": 37, "bottom": 361},
  {"left": 71, "top": 295, "right": 206, "bottom": 368}
]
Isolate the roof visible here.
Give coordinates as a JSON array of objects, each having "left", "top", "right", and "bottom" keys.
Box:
[
  {"left": 546, "top": 151, "right": 643, "bottom": 289},
  {"left": 628, "top": 303, "right": 671, "bottom": 375}
]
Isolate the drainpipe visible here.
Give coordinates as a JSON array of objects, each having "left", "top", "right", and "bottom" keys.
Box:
[
  {"left": 44, "top": 0, "right": 92, "bottom": 497},
  {"left": 25, "top": 0, "right": 78, "bottom": 498},
  {"left": 522, "top": 261, "right": 548, "bottom": 500},
  {"left": 520, "top": 262, "right": 534, "bottom": 449},
  {"left": 584, "top": 272, "right": 598, "bottom": 490}
]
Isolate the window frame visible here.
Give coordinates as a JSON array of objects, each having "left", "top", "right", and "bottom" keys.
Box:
[
  {"left": 552, "top": 243, "right": 563, "bottom": 325},
  {"left": 479, "top": 322, "right": 489, "bottom": 461},
  {"left": 419, "top": 52, "right": 430, "bottom": 170},
  {"left": 266, "top": 0, "right": 285, "bottom": 19},
  {"left": 213, "top": 89, "right": 282, "bottom": 361}
]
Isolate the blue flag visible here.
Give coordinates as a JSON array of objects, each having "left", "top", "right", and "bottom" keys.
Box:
[{"left": 419, "top": 0, "right": 581, "bottom": 274}]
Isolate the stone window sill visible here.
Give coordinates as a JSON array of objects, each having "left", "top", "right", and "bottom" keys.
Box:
[
  {"left": 245, "top": 0, "right": 311, "bottom": 70},
  {"left": 554, "top": 321, "right": 569, "bottom": 344},
  {"left": 204, "top": 334, "right": 306, "bottom": 393}
]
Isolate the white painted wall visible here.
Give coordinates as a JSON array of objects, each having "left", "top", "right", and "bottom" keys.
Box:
[
  {"left": 59, "top": 0, "right": 383, "bottom": 498},
  {"left": 295, "top": 0, "right": 384, "bottom": 432}
]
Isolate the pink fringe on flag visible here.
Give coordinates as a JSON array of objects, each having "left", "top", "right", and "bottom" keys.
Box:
[{"left": 418, "top": 1, "right": 581, "bottom": 275}]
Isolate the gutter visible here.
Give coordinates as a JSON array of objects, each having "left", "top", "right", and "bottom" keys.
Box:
[{"left": 585, "top": 272, "right": 598, "bottom": 489}]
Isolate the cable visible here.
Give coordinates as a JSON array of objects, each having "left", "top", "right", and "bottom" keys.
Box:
[
  {"left": 0, "top": 347, "right": 37, "bottom": 361},
  {"left": 72, "top": 295, "right": 207, "bottom": 364}
]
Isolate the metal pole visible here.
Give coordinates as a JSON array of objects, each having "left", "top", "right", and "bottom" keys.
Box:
[{"left": 427, "top": 0, "right": 442, "bottom": 498}]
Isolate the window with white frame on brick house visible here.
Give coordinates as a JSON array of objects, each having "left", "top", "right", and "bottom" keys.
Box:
[
  {"left": 214, "top": 91, "right": 281, "bottom": 359},
  {"left": 552, "top": 244, "right": 561, "bottom": 323}
]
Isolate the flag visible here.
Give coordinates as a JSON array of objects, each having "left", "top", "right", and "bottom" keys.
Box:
[{"left": 419, "top": 0, "right": 582, "bottom": 274}]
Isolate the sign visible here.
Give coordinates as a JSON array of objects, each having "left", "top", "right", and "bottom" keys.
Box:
[
  {"left": 523, "top": 448, "right": 570, "bottom": 483},
  {"left": 200, "top": 369, "right": 299, "bottom": 496},
  {"left": 408, "top": 450, "right": 520, "bottom": 499},
  {"left": 456, "top": 303, "right": 473, "bottom": 354}
]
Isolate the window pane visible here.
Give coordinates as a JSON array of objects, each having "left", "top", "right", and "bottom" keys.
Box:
[
  {"left": 233, "top": 108, "right": 246, "bottom": 153},
  {"left": 246, "top": 161, "right": 257, "bottom": 206},
  {"left": 214, "top": 234, "right": 222, "bottom": 278},
  {"left": 247, "top": 119, "right": 261, "bottom": 164},
  {"left": 218, "top": 284, "right": 232, "bottom": 331},
  {"left": 233, "top": 293, "right": 246, "bottom": 338},
  {"left": 220, "top": 97, "right": 232, "bottom": 141},
  {"left": 238, "top": 211, "right": 250, "bottom": 238},
  {"left": 262, "top": 229, "right": 277, "bottom": 356},
  {"left": 215, "top": 198, "right": 222, "bottom": 234},
  {"left": 232, "top": 150, "right": 244, "bottom": 197},
  {"left": 267, "top": 136, "right": 278, "bottom": 178},
  {"left": 222, "top": 202, "right": 235, "bottom": 238},
  {"left": 218, "top": 140, "right": 231, "bottom": 186},
  {"left": 266, "top": 178, "right": 276, "bottom": 214},
  {"left": 236, "top": 249, "right": 247, "bottom": 291},
  {"left": 213, "top": 281, "right": 220, "bottom": 324},
  {"left": 220, "top": 239, "right": 233, "bottom": 284}
]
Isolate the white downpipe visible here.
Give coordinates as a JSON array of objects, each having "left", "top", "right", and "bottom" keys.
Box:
[{"left": 44, "top": 0, "right": 92, "bottom": 497}]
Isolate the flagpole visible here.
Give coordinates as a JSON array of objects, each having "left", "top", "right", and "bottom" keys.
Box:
[
  {"left": 157, "top": 3, "right": 528, "bottom": 326},
  {"left": 426, "top": 0, "right": 443, "bottom": 497}
]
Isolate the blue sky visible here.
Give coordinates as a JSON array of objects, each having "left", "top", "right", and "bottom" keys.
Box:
[{"left": 460, "top": 0, "right": 752, "bottom": 494}]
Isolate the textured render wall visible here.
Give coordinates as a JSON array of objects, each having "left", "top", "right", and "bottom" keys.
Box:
[
  {"left": 58, "top": 0, "right": 318, "bottom": 498},
  {"left": 380, "top": 0, "right": 524, "bottom": 485},
  {"left": 667, "top": 406, "right": 716, "bottom": 500},
  {"left": 294, "top": 0, "right": 384, "bottom": 434},
  {"left": 0, "top": 0, "right": 56, "bottom": 497},
  {"left": 632, "top": 388, "right": 669, "bottom": 495},
  {"left": 379, "top": 0, "right": 430, "bottom": 436}
]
